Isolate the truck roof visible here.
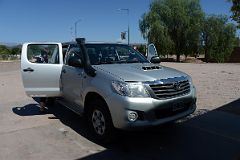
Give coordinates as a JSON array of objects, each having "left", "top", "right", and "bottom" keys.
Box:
[{"left": 62, "top": 41, "right": 127, "bottom": 46}]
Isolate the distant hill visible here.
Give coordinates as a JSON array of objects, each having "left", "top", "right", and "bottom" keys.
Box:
[{"left": 0, "top": 42, "right": 21, "bottom": 48}]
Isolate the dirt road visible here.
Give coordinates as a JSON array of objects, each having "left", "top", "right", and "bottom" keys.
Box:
[
  {"left": 0, "top": 61, "right": 240, "bottom": 160},
  {"left": 163, "top": 62, "right": 240, "bottom": 110}
]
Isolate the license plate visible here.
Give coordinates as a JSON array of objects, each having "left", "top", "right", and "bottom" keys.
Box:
[{"left": 172, "top": 102, "right": 184, "bottom": 111}]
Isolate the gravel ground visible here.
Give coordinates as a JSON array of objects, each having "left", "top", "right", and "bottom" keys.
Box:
[
  {"left": 0, "top": 61, "right": 240, "bottom": 160},
  {"left": 0, "top": 61, "right": 20, "bottom": 73},
  {"left": 163, "top": 62, "right": 240, "bottom": 110}
]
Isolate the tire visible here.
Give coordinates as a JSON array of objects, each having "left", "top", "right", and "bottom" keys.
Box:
[{"left": 86, "top": 98, "right": 115, "bottom": 143}]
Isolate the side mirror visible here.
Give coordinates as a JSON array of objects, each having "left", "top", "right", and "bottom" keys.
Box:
[
  {"left": 68, "top": 58, "right": 83, "bottom": 67},
  {"left": 150, "top": 56, "right": 161, "bottom": 64}
]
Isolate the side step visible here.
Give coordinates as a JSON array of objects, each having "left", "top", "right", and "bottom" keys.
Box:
[{"left": 56, "top": 98, "right": 84, "bottom": 116}]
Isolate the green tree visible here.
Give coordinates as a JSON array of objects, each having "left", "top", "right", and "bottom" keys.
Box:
[
  {"left": 139, "top": 11, "right": 173, "bottom": 57},
  {"left": 11, "top": 47, "right": 21, "bottom": 55},
  {"left": 137, "top": 44, "right": 146, "bottom": 55},
  {"left": 229, "top": 0, "right": 240, "bottom": 27},
  {"left": 0, "top": 45, "right": 10, "bottom": 55},
  {"left": 139, "top": 0, "right": 204, "bottom": 61},
  {"left": 202, "top": 15, "right": 236, "bottom": 63}
]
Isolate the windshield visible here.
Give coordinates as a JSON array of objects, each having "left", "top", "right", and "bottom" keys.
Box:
[{"left": 85, "top": 44, "right": 149, "bottom": 65}]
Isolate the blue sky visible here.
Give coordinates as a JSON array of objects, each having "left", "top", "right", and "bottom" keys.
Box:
[{"left": 0, "top": 0, "right": 233, "bottom": 43}]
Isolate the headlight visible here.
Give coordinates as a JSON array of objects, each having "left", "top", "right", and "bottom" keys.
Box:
[
  {"left": 112, "top": 81, "right": 150, "bottom": 97},
  {"left": 111, "top": 81, "right": 129, "bottom": 96},
  {"left": 128, "top": 82, "right": 150, "bottom": 97}
]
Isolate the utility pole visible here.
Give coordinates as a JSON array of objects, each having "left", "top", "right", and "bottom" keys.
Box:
[{"left": 74, "top": 19, "right": 82, "bottom": 39}]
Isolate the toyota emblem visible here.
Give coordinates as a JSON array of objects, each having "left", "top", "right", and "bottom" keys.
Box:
[{"left": 174, "top": 82, "right": 181, "bottom": 90}]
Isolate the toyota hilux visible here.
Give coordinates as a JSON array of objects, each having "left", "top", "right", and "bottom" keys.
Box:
[{"left": 21, "top": 38, "right": 197, "bottom": 141}]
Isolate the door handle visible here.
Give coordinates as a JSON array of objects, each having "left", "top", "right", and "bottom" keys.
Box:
[{"left": 23, "top": 67, "right": 34, "bottom": 72}]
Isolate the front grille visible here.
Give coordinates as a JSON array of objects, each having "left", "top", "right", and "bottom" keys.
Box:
[{"left": 149, "top": 78, "right": 190, "bottom": 99}]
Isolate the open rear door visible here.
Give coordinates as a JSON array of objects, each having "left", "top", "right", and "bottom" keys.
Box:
[
  {"left": 21, "top": 42, "right": 63, "bottom": 97},
  {"left": 147, "top": 43, "right": 158, "bottom": 61}
]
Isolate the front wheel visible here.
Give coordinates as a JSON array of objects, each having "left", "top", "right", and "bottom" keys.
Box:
[{"left": 87, "top": 99, "right": 115, "bottom": 143}]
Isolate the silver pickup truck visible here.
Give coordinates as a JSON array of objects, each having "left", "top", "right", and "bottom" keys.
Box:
[{"left": 21, "top": 38, "right": 196, "bottom": 141}]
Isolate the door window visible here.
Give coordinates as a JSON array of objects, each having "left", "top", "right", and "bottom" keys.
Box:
[
  {"left": 27, "top": 44, "right": 59, "bottom": 64},
  {"left": 66, "top": 47, "right": 83, "bottom": 66},
  {"left": 148, "top": 44, "right": 158, "bottom": 57}
]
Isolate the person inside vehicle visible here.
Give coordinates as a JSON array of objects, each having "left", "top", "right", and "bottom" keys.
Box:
[{"left": 39, "top": 49, "right": 49, "bottom": 113}]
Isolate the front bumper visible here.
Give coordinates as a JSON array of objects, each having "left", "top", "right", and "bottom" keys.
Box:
[{"left": 105, "top": 86, "right": 197, "bottom": 130}]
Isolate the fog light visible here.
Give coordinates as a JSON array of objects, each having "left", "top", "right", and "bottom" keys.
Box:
[{"left": 127, "top": 111, "right": 138, "bottom": 122}]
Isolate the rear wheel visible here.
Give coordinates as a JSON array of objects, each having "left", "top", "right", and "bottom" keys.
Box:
[{"left": 87, "top": 98, "right": 115, "bottom": 143}]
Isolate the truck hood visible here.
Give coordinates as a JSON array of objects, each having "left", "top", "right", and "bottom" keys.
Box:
[{"left": 93, "top": 63, "right": 188, "bottom": 82}]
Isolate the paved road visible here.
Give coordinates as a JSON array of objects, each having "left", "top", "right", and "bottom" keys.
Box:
[{"left": 0, "top": 61, "right": 240, "bottom": 160}]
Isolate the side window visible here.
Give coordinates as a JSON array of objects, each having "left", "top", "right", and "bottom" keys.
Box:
[
  {"left": 65, "top": 47, "right": 83, "bottom": 66},
  {"left": 147, "top": 44, "right": 158, "bottom": 59},
  {"left": 27, "top": 44, "right": 59, "bottom": 64}
]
